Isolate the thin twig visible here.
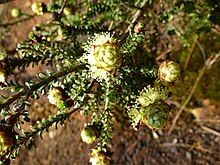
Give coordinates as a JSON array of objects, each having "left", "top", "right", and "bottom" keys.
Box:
[
  {"left": 195, "top": 119, "right": 220, "bottom": 123},
  {"left": 184, "top": 38, "right": 197, "bottom": 70},
  {"left": 119, "top": 0, "right": 148, "bottom": 44},
  {"left": 196, "top": 39, "right": 207, "bottom": 62},
  {"left": 159, "top": 143, "right": 217, "bottom": 155},
  {"left": 168, "top": 52, "right": 220, "bottom": 134},
  {"left": 156, "top": 47, "right": 175, "bottom": 61},
  {"left": 58, "top": 0, "right": 67, "bottom": 15},
  {"left": 200, "top": 125, "right": 220, "bottom": 137},
  {"left": 0, "top": 15, "right": 36, "bottom": 27}
]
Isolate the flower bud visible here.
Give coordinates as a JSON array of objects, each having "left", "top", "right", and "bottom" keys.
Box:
[
  {"left": 158, "top": 60, "right": 181, "bottom": 83},
  {"left": 11, "top": 8, "right": 21, "bottom": 18},
  {"left": 0, "top": 126, "right": 16, "bottom": 155},
  {"left": 140, "top": 102, "right": 170, "bottom": 129},
  {"left": 31, "top": 2, "right": 44, "bottom": 15},
  {"left": 89, "top": 149, "right": 111, "bottom": 165},
  {"left": 80, "top": 125, "right": 98, "bottom": 144}
]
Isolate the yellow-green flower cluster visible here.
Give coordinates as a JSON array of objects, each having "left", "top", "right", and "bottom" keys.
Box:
[
  {"left": 85, "top": 33, "right": 122, "bottom": 80},
  {"left": 135, "top": 86, "right": 170, "bottom": 129},
  {"left": 31, "top": 2, "right": 44, "bottom": 15},
  {"left": 137, "top": 86, "right": 168, "bottom": 107}
]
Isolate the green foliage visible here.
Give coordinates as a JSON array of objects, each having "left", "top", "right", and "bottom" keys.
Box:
[{"left": 0, "top": 0, "right": 219, "bottom": 164}]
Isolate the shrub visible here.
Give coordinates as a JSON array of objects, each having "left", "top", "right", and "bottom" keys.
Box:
[{"left": 0, "top": 0, "right": 218, "bottom": 164}]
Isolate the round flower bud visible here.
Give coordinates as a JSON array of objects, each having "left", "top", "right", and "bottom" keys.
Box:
[
  {"left": 140, "top": 102, "right": 170, "bottom": 129},
  {"left": 0, "top": 45, "right": 7, "bottom": 61},
  {"left": 47, "top": 87, "right": 65, "bottom": 106},
  {"left": 158, "top": 60, "right": 181, "bottom": 83},
  {"left": 31, "top": 2, "right": 44, "bottom": 15},
  {"left": 11, "top": 8, "right": 21, "bottom": 18},
  {"left": 0, "top": 126, "right": 16, "bottom": 155},
  {"left": 80, "top": 125, "right": 98, "bottom": 144},
  {"left": 85, "top": 33, "right": 122, "bottom": 79},
  {"left": 90, "top": 149, "right": 111, "bottom": 165}
]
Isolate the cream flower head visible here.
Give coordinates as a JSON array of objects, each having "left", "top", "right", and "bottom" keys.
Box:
[{"left": 85, "top": 33, "right": 122, "bottom": 80}]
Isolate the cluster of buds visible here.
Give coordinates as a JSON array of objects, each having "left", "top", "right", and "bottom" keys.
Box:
[
  {"left": 85, "top": 33, "right": 122, "bottom": 80},
  {"left": 0, "top": 126, "right": 16, "bottom": 155},
  {"left": 80, "top": 125, "right": 99, "bottom": 144},
  {"left": 158, "top": 60, "right": 181, "bottom": 83},
  {"left": 89, "top": 149, "right": 111, "bottom": 165},
  {"left": 0, "top": 45, "right": 7, "bottom": 83},
  {"left": 31, "top": 2, "right": 45, "bottom": 15}
]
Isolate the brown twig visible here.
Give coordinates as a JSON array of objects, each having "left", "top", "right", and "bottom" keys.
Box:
[
  {"left": 159, "top": 142, "right": 217, "bottom": 155},
  {"left": 119, "top": 0, "right": 148, "bottom": 44},
  {"left": 156, "top": 47, "right": 175, "bottom": 61},
  {"left": 200, "top": 125, "right": 220, "bottom": 137},
  {"left": 184, "top": 38, "right": 197, "bottom": 70},
  {"left": 168, "top": 51, "right": 220, "bottom": 134},
  {"left": 196, "top": 39, "right": 207, "bottom": 62}
]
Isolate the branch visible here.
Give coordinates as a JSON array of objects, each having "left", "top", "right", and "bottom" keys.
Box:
[
  {"left": 0, "top": 64, "right": 87, "bottom": 111},
  {"left": 0, "top": 15, "right": 36, "bottom": 27}
]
